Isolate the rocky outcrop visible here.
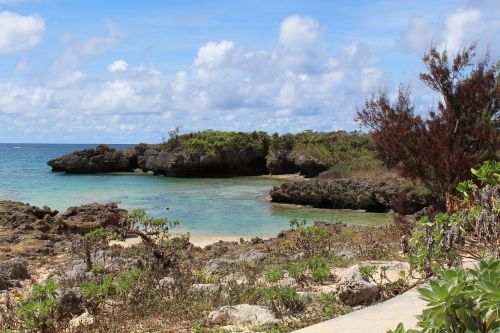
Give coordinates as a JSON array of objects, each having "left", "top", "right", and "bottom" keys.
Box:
[
  {"left": 270, "top": 178, "right": 426, "bottom": 212},
  {"left": 138, "top": 148, "right": 268, "bottom": 177},
  {"left": 266, "top": 149, "right": 329, "bottom": 177},
  {"left": 0, "top": 257, "right": 30, "bottom": 290},
  {"left": 61, "top": 203, "right": 129, "bottom": 234},
  {"left": 47, "top": 144, "right": 139, "bottom": 173},
  {"left": 49, "top": 144, "right": 268, "bottom": 177},
  {"left": 336, "top": 265, "right": 378, "bottom": 306},
  {"left": 207, "top": 304, "right": 276, "bottom": 326},
  {"left": 0, "top": 257, "right": 30, "bottom": 280},
  {"left": 0, "top": 200, "right": 129, "bottom": 263}
]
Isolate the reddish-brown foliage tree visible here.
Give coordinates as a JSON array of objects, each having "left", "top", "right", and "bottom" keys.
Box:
[{"left": 356, "top": 44, "right": 499, "bottom": 204}]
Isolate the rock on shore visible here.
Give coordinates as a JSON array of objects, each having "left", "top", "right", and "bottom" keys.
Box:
[
  {"left": 270, "top": 178, "right": 427, "bottom": 212},
  {"left": 138, "top": 147, "right": 268, "bottom": 177},
  {"left": 47, "top": 144, "right": 138, "bottom": 173},
  {"left": 0, "top": 200, "right": 129, "bottom": 261},
  {"left": 48, "top": 144, "right": 268, "bottom": 177}
]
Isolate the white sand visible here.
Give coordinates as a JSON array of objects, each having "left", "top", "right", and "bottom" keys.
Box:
[{"left": 110, "top": 232, "right": 267, "bottom": 248}]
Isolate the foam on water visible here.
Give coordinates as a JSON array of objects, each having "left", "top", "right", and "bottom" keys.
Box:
[{"left": 0, "top": 143, "right": 392, "bottom": 236}]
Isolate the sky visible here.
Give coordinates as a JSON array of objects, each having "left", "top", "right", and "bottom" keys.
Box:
[{"left": 0, "top": 0, "right": 498, "bottom": 143}]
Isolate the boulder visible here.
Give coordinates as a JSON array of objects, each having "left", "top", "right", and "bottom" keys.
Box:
[
  {"left": 270, "top": 178, "right": 402, "bottom": 212},
  {"left": 276, "top": 277, "right": 298, "bottom": 288},
  {"left": 266, "top": 149, "right": 329, "bottom": 177},
  {"left": 61, "top": 202, "right": 129, "bottom": 234},
  {"left": 57, "top": 288, "right": 84, "bottom": 319},
  {"left": 336, "top": 265, "right": 378, "bottom": 306},
  {"left": 205, "top": 249, "right": 267, "bottom": 275},
  {"left": 140, "top": 148, "right": 268, "bottom": 177},
  {"left": 207, "top": 304, "right": 276, "bottom": 326},
  {"left": 0, "top": 257, "right": 30, "bottom": 280},
  {"left": 0, "top": 274, "right": 13, "bottom": 290},
  {"left": 297, "top": 291, "right": 323, "bottom": 303},
  {"left": 189, "top": 283, "right": 228, "bottom": 293},
  {"left": 47, "top": 144, "right": 138, "bottom": 173},
  {"left": 69, "top": 311, "right": 95, "bottom": 329},
  {"left": 158, "top": 276, "right": 175, "bottom": 288}
]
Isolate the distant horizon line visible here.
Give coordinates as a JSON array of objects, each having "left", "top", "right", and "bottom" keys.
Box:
[{"left": 0, "top": 142, "right": 137, "bottom": 145}]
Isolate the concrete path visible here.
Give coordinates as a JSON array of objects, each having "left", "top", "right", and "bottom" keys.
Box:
[{"left": 293, "top": 286, "right": 426, "bottom": 333}]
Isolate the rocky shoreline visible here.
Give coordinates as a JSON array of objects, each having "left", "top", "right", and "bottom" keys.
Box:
[
  {"left": 47, "top": 143, "right": 325, "bottom": 178},
  {"left": 47, "top": 143, "right": 431, "bottom": 213},
  {"left": 269, "top": 178, "right": 430, "bottom": 213},
  {"left": 0, "top": 199, "right": 416, "bottom": 332}
]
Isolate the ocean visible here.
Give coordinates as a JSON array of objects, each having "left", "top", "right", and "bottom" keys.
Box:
[{"left": 0, "top": 143, "right": 391, "bottom": 236}]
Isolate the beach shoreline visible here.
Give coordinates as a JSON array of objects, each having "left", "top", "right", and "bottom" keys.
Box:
[{"left": 110, "top": 232, "right": 271, "bottom": 249}]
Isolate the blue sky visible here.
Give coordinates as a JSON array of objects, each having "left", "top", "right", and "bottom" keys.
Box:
[{"left": 0, "top": 0, "right": 498, "bottom": 143}]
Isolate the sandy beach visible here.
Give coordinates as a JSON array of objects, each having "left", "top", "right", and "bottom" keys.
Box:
[{"left": 110, "top": 232, "right": 268, "bottom": 248}]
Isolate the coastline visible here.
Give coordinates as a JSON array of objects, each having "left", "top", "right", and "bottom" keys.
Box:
[{"left": 110, "top": 232, "right": 271, "bottom": 248}]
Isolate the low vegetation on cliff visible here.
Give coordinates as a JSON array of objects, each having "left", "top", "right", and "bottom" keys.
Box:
[{"left": 160, "top": 129, "right": 270, "bottom": 156}]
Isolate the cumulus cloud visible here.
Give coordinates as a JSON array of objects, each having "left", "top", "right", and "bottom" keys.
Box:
[
  {"left": 0, "top": 15, "right": 386, "bottom": 142},
  {"left": 442, "top": 8, "right": 484, "bottom": 54},
  {"left": 0, "top": 11, "right": 45, "bottom": 54},
  {"left": 108, "top": 59, "right": 129, "bottom": 72},
  {"left": 194, "top": 40, "right": 234, "bottom": 68},
  {"left": 400, "top": 7, "right": 497, "bottom": 55},
  {"left": 279, "top": 15, "right": 319, "bottom": 51}
]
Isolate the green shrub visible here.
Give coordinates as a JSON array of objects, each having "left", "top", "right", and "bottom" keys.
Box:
[
  {"left": 471, "top": 160, "right": 500, "bottom": 185},
  {"left": 262, "top": 287, "right": 303, "bottom": 316},
  {"left": 305, "top": 256, "right": 330, "bottom": 284},
  {"left": 389, "top": 258, "right": 500, "bottom": 333},
  {"left": 80, "top": 269, "right": 142, "bottom": 312},
  {"left": 270, "top": 130, "right": 372, "bottom": 167},
  {"left": 287, "top": 263, "right": 306, "bottom": 281},
  {"left": 264, "top": 268, "right": 285, "bottom": 284},
  {"left": 290, "top": 219, "right": 332, "bottom": 256},
  {"left": 116, "top": 269, "right": 142, "bottom": 295},
  {"left": 359, "top": 265, "right": 377, "bottom": 282},
  {"left": 161, "top": 130, "right": 270, "bottom": 155},
  {"left": 16, "top": 279, "right": 60, "bottom": 332}
]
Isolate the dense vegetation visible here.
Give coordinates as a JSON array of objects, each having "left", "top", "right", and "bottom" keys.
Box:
[
  {"left": 357, "top": 44, "right": 499, "bottom": 203},
  {"left": 161, "top": 129, "right": 270, "bottom": 156},
  {"left": 269, "top": 130, "right": 372, "bottom": 164}
]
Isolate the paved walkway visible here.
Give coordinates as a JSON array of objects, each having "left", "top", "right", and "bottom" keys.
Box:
[{"left": 293, "top": 286, "right": 426, "bottom": 333}]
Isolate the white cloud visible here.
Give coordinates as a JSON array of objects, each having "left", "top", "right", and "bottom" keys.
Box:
[
  {"left": 54, "top": 21, "right": 119, "bottom": 70},
  {"left": 51, "top": 71, "right": 87, "bottom": 88},
  {"left": 194, "top": 40, "right": 234, "bottom": 68},
  {"left": 442, "top": 8, "right": 484, "bottom": 54},
  {"left": 400, "top": 7, "right": 496, "bottom": 55},
  {"left": 400, "top": 17, "right": 436, "bottom": 53},
  {"left": 0, "top": 15, "right": 386, "bottom": 142},
  {"left": 108, "top": 59, "right": 129, "bottom": 72},
  {"left": 279, "top": 15, "right": 319, "bottom": 51},
  {"left": 0, "top": 11, "right": 45, "bottom": 54},
  {"left": 279, "top": 15, "right": 320, "bottom": 68}
]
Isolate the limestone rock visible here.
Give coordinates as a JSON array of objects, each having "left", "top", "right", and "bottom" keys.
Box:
[
  {"left": 189, "top": 283, "right": 228, "bottom": 293},
  {"left": 69, "top": 311, "right": 95, "bottom": 329},
  {"left": 0, "top": 257, "right": 30, "bottom": 280},
  {"left": 207, "top": 304, "right": 276, "bottom": 326},
  {"left": 61, "top": 202, "right": 129, "bottom": 234},
  {"left": 47, "top": 144, "right": 138, "bottom": 173},
  {"left": 336, "top": 265, "right": 378, "bottom": 306},
  {"left": 57, "top": 288, "right": 84, "bottom": 319}
]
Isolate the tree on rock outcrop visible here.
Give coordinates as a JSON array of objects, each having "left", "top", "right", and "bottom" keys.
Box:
[{"left": 356, "top": 44, "right": 499, "bottom": 205}]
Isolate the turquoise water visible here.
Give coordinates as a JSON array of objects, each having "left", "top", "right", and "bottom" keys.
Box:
[{"left": 0, "top": 143, "right": 391, "bottom": 236}]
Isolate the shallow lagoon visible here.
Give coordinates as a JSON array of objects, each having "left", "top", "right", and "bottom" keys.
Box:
[{"left": 0, "top": 144, "right": 392, "bottom": 236}]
